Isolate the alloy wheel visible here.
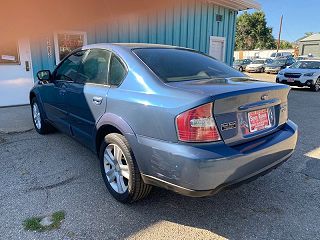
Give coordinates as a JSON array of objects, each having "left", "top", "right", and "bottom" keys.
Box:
[
  {"left": 103, "top": 144, "right": 130, "bottom": 194},
  {"left": 32, "top": 103, "right": 41, "bottom": 129}
]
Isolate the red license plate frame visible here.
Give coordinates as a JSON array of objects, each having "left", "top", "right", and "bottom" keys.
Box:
[{"left": 248, "top": 108, "right": 272, "bottom": 133}]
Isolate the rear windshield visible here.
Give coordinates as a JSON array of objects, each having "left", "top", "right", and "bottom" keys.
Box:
[
  {"left": 234, "top": 60, "right": 244, "bottom": 64},
  {"left": 133, "top": 48, "right": 245, "bottom": 82},
  {"left": 252, "top": 60, "right": 265, "bottom": 64},
  {"left": 290, "top": 61, "right": 320, "bottom": 69},
  {"left": 273, "top": 59, "right": 286, "bottom": 65}
]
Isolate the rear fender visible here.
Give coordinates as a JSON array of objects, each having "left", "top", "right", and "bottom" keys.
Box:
[{"left": 95, "top": 113, "right": 145, "bottom": 172}]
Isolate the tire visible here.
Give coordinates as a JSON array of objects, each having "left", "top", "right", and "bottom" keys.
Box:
[
  {"left": 31, "top": 98, "right": 54, "bottom": 134},
  {"left": 261, "top": 67, "right": 265, "bottom": 73},
  {"left": 99, "top": 133, "right": 152, "bottom": 203},
  {"left": 311, "top": 78, "right": 320, "bottom": 92},
  {"left": 239, "top": 66, "right": 243, "bottom": 72}
]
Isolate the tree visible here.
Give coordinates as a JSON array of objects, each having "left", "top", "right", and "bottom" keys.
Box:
[
  {"left": 304, "top": 32, "right": 317, "bottom": 37},
  {"left": 235, "top": 11, "right": 276, "bottom": 50},
  {"left": 278, "top": 40, "right": 293, "bottom": 49}
]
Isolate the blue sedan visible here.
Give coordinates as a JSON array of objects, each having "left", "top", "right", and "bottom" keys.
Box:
[{"left": 30, "top": 44, "right": 298, "bottom": 203}]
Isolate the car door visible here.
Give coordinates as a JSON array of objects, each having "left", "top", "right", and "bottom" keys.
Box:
[
  {"left": 63, "top": 48, "right": 111, "bottom": 148},
  {"left": 40, "top": 51, "right": 85, "bottom": 133}
]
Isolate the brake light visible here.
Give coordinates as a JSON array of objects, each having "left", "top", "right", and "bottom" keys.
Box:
[{"left": 176, "top": 103, "right": 221, "bottom": 142}]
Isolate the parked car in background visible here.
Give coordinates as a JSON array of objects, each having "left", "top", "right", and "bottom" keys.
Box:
[
  {"left": 246, "top": 59, "right": 273, "bottom": 73},
  {"left": 277, "top": 60, "right": 320, "bottom": 91},
  {"left": 265, "top": 57, "right": 296, "bottom": 74},
  {"left": 233, "top": 59, "right": 252, "bottom": 72},
  {"left": 30, "top": 43, "right": 298, "bottom": 203},
  {"left": 270, "top": 52, "right": 292, "bottom": 60},
  {"left": 295, "top": 54, "right": 314, "bottom": 61}
]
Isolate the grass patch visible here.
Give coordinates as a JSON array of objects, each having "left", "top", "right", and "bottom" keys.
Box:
[{"left": 23, "top": 211, "right": 65, "bottom": 232}]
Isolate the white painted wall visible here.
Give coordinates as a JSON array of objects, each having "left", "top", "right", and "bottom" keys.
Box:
[
  {"left": 0, "top": 39, "right": 34, "bottom": 107},
  {"left": 234, "top": 49, "right": 295, "bottom": 60}
]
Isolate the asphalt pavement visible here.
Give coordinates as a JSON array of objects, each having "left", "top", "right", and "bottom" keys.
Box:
[{"left": 0, "top": 83, "right": 320, "bottom": 239}]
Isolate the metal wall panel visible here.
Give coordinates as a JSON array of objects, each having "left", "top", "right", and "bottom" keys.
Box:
[{"left": 31, "top": 0, "right": 237, "bottom": 78}]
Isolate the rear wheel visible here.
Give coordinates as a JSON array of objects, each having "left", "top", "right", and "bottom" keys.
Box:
[
  {"left": 311, "top": 78, "right": 320, "bottom": 92},
  {"left": 31, "top": 98, "right": 54, "bottom": 134},
  {"left": 99, "top": 133, "right": 152, "bottom": 203}
]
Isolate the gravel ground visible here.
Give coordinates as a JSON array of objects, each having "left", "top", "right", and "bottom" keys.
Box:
[{"left": 0, "top": 85, "right": 319, "bottom": 240}]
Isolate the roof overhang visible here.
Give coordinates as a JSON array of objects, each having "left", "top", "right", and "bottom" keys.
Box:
[{"left": 207, "top": 0, "right": 261, "bottom": 11}]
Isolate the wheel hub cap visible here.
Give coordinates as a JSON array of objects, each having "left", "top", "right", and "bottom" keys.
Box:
[
  {"left": 103, "top": 144, "right": 130, "bottom": 194},
  {"left": 33, "top": 103, "right": 41, "bottom": 129}
]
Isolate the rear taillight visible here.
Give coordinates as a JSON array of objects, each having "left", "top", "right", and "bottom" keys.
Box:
[{"left": 176, "top": 103, "right": 221, "bottom": 142}]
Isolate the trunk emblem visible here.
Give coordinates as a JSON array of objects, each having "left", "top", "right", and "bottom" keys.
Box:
[
  {"left": 221, "top": 121, "right": 237, "bottom": 131},
  {"left": 261, "top": 94, "right": 269, "bottom": 100}
]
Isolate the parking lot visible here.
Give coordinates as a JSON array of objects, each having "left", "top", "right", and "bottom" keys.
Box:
[{"left": 1, "top": 75, "right": 320, "bottom": 239}]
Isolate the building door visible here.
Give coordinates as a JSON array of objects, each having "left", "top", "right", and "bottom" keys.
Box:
[
  {"left": 0, "top": 39, "right": 34, "bottom": 107},
  {"left": 209, "top": 36, "right": 226, "bottom": 62}
]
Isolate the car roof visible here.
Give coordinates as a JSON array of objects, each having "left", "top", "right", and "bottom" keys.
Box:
[
  {"left": 299, "top": 59, "right": 320, "bottom": 62},
  {"left": 82, "top": 43, "right": 184, "bottom": 51}
]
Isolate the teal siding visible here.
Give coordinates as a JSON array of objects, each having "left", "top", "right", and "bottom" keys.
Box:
[{"left": 31, "top": 0, "right": 237, "bottom": 78}]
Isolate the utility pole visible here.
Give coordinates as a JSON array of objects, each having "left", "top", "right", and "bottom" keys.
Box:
[{"left": 277, "top": 15, "right": 283, "bottom": 53}]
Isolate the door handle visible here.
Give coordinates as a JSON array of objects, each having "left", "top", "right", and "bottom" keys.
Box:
[
  {"left": 59, "top": 89, "right": 67, "bottom": 96},
  {"left": 93, "top": 96, "right": 103, "bottom": 105}
]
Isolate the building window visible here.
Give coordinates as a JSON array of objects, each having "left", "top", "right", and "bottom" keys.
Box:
[
  {"left": 0, "top": 42, "right": 20, "bottom": 65},
  {"left": 54, "top": 31, "right": 87, "bottom": 65}
]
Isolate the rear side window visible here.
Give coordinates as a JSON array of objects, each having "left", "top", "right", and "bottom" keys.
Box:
[
  {"left": 133, "top": 48, "right": 244, "bottom": 82},
  {"left": 108, "top": 55, "right": 127, "bottom": 86}
]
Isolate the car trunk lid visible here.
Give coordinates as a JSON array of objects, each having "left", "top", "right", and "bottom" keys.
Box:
[{"left": 166, "top": 78, "right": 290, "bottom": 145}]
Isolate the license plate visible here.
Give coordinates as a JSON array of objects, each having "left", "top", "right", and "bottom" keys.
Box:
[
  {"left": 248, "top": 108, "right": 271, "bottom": 133},
  {"left": 287, "top": 78, "right": 294, "bottom": 82}
]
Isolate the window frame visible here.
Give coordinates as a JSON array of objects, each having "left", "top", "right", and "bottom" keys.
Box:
[{"left": 53, "top": 48, "right": 120, "bottom": 86}]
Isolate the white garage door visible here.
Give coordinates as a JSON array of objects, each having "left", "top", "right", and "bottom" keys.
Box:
[{"left": 0, "top": 39, "right": 34, "bottom": 107}]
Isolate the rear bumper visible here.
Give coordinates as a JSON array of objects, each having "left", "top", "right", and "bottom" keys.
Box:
[
  {"left": 265, "top": 69, "right": 280, "bottom": 74},
  {"left": 246, "top": 68, "right": 262, "bottom": 73},
  {"left": 134, "top": 120, "right": 298, "bottom": 197}
]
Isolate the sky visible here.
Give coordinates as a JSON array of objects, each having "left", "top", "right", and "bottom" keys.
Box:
[{"left": 248, "top": 0, "right": 320, "bottom": 42}]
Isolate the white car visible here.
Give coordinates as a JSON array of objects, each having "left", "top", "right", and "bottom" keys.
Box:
[
  {"left": 245, "top": 59, "right": 273, "bottom": 73},
  {"left": 276, "top": 60, "right": 320, "bottom": 92},
  {"left": 270, "top": 52, "right": 292, "bottom": 60}
]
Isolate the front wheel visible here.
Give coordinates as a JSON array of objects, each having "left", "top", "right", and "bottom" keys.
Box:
[
  {"left": 31, "top": 98, "right": 54, "bottom": 134},
  {"left": 311, "top": 78, "right": 320, "bottom": 92},
  {"left": 99, "top": 133, "right": 152, "bottom": 203},
  {"left": 261, "top": 67, "right": 265, "bottom": 73}
]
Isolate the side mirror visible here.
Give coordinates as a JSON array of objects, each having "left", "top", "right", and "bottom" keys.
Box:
[{"left": 37, "top": 70, "right": 51, "bottom": 82}]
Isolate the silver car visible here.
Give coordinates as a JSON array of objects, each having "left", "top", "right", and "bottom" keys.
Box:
[
  {"left": 276, "top": 60, "right": 320, "bottom": 91},
  {"left": 246, "top": 59, "right": 273, "bottom": 73}
]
